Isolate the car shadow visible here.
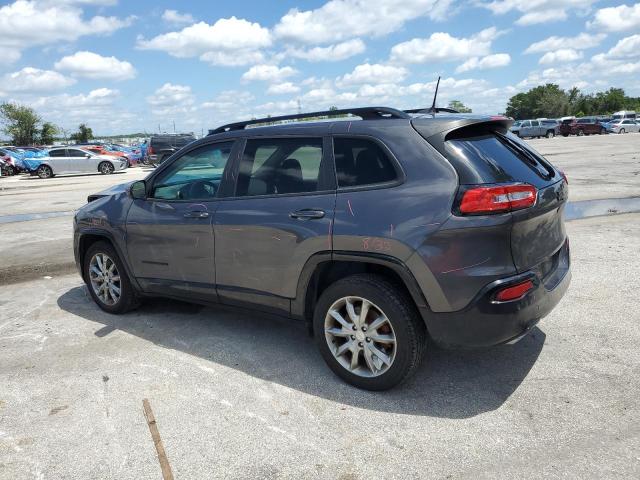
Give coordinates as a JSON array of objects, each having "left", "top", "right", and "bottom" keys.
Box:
[{"left": 57, "top": 286, "right": 545, "bottom": 418}]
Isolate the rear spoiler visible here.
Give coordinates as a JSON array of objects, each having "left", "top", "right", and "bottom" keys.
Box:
[{"left": 412, "top": 116, "right": 513, "bottom": 156}]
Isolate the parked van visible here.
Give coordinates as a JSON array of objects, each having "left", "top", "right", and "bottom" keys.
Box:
[{"left": 611, "top": 111, "right": 636, "bottom": 120}]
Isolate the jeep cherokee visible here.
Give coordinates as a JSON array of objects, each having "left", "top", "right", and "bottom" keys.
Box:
[{"left": 73, "top": 106, "right": 571, "bottom": 390}]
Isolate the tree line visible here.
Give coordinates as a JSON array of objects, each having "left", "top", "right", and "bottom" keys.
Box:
[
  {"left": 0, "top": 102, "right": 94, "bottom": 145},
  {"left": 505, "top": 84, "right": 640, "bottom": 120}
]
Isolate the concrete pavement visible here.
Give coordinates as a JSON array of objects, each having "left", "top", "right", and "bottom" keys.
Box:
[{"left": 0, "top": 212, "right": 638, "bottom": 478}]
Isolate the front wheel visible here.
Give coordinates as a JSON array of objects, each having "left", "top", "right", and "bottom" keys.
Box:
[
  {"left": 84, "top": 241, "right": 138, "bottom": 314},
  {"left": 577, "top": 130, "right": 584, "bottom": 136},
  {"left": 37, "top": 164, "right": 53, "bottom": 179},
  {"left": 99, "top": 161, "right": 115, "bottom": 174},
  {"left": 619, "top": 129, "right": 625, "bottom": 134},
  {"left": 313, "top": 274, "right": 426, "bottom": 390},
  {"left": 546, "top": 130, "right": 555, "bottom": 138}
]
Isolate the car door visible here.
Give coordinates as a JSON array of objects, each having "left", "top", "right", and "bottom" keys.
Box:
[
  {"left": 530, "top": 120, "right": 541, "bottom": 136},
  {"left": 520, "top": 121, "right": 531, "bottom": 137},
  {"left": 47, "top": 148, "right": 69, "bottom": 173},
  {"left": 66, "top": 148, "right": 93, "bottom": 173},
  {"left": 126, "top": 141, "right": 238, "bottom": 301},
  {"left": 214, "top": 136, "right": 336, "bottom": 314}
]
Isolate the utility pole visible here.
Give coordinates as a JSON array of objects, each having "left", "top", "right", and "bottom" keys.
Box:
[{"left": 173, "top": 120, "right": 176, "bottom": 133}]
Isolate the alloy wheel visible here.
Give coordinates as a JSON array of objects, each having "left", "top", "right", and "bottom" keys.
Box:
[
  {"left": 100, "top": 162, "right": 114, "bottom": 174},
  {"left": 89, "top": 253, "right": 121, "bottom": 306},
  {"left": 324, "top": 296, "right": 397, "bottom": 378}
]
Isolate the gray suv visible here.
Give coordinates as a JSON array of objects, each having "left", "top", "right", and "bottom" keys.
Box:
[{"left": 73, "top": 107, "right": 571, "bottom": 390}]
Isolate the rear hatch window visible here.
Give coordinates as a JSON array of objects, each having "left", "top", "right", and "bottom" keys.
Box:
[{"left": 443, "top": 126, "right": 558, "bottom": 188}]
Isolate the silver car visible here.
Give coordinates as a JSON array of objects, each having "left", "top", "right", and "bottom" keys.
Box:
[
  {"left": 607, "top": 119, "right": 640, "bottom": 134},
  {"left": 34, "top": 147, "right": 128, "bottom": 179}
]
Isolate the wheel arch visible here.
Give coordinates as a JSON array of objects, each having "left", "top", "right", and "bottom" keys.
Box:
[
  {"left": 293, "top": 252, "right": 432, "bottom": 331},
  {"left": 77, "top": 229, "right": 139, "bottom": 291}
]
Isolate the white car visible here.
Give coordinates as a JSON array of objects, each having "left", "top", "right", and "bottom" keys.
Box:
[
  {"left": 33, "top": 147, "right": 128, "bottom": 179},
  {"left": 607, "top": 119, "right": 640, "bottom": 134}
]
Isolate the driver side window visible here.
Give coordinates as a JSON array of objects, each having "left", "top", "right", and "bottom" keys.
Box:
[{"left": 151, "top": 142, "right": 234, "bottom": 201}]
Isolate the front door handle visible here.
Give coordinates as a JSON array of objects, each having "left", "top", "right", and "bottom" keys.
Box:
[
  {"left": 289, "top": 209, "right": 325, "bottom": 220},
  {"left": 184, "top": 211, "right": 209, "bottom": 219}
]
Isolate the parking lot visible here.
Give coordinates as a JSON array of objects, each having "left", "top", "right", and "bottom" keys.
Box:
[{"left": 1, "top": 133, "right": 640, "bottom": 479}]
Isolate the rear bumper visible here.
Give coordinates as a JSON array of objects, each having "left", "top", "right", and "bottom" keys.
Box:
[{"left": 422, "top": 241, "right": 571, "bottom": 348}]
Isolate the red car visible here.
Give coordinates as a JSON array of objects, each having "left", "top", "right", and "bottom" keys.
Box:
[{"left": 559, "top": 117, "right": 606, "bottom": 136}]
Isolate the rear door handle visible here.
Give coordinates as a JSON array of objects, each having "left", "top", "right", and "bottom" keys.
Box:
[
  {"left": 289, "top": 209, "right": 325, "bottom": 219},
  {"left": 184, "top": 211, "right": 209, "bottom": 219}
]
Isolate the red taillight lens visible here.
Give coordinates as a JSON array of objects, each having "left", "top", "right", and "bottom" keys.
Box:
[
  {"left": 148, "top": 146, "right": 154, "bottom": 155},
  {"left": 495, "top": 280, "right": 534, "bottom": 302},
  {"left": 458, "top": 184, "right": 537, "bottom": 215}
]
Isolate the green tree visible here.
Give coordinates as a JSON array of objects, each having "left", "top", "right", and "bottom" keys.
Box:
[
  {"left": 0, "top": 102, "right": 41, "bottom": 145},
  {"left": 39, "top": 122, "right": 59, "bottom": 145},
  {"left": 70, "top": 123, "right": 94, "bottom": 143},
  {"left": 447, "top": 100, "right": 472, "bottom": 113}
]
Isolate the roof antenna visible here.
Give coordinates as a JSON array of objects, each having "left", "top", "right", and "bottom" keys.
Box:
[{"left": 428, "top": 76, "right": 441, "bottom": 115}]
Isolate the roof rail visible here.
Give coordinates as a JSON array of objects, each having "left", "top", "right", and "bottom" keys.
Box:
[
  {"left": 208, "top": 106, "right": 410, "bottom": 135},
  {"left": 404, "top": 107, "right": 460, "bottom": 114}
]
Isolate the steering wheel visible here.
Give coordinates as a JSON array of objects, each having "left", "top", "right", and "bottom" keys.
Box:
[{"left": 179, "top": 180, "right": 218, "bottom": 200}]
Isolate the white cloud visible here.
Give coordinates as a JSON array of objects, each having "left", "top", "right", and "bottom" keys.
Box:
[
  {"left": 0, "top": 67, "right": 75, "bottom": 93},
  {"left": 201, "top": 91, "right": 254, "bottom": 111},
  {"left": 146, "top": 83, "right": 195, "bottom": 117},
  {"left": 539, "top": 48, "right": 584, "bottom": 64},
  {"left": 54, "top": 51, "right": 136, "bottom": 81},
  {"left": 390, "top": 28, "right": 499, "bottom": 64},
  {"left": 286, "top": 39, "right": 366, "bottom": 62},
  {"left": 267, "top": 82, "right": 301, "bottom": 95},
  {"left": 274, "top": 0, "right": 455, "bottom": 45},
  {"left": 337, "top": 63, "right": 409, "bottom": 86},
  {"left": 161, "top": 9, "right": 194, "bottom": 25},
  {"left": 137, "top": 17, "right": 272, "bottom": 66},
  {"left": 241, "top": 65, "right": 298, "bottom": 83},
  {"left": 606, "top": 34, "right": 640, "bottom": 59},
  {"left": 587, "top": 4, "right": 640, "bottom": 32},
  {"left": 515, "top": 10, "right": 567, "bottom": 26},
  {"left": 456, "top": 53, "right": 511, "bottom": 72},
  {"left": 0, "top": 0, "right": 134, "bottom": 62},
  {"left": 480, "top": 0, "right": 598, "bottom": 27},
  {"left": 524, "top": 33, "right": 606, "bottom": 53}
]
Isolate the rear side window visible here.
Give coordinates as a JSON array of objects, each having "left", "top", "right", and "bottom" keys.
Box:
[
  {"left": 235, "top": 138, "right": 326, "bottom": 197},
  {"left": 333, "top": 137, "right": 398, "bottom": 188},
  {"left": 444, "top": 129, "right": 556, "bottom": 188},
  {"left": 49, "top": 149, "right": 66, "bottom": 157}
]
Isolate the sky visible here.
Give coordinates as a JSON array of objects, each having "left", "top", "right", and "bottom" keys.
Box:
[{"left": 0, "top": 0, "right": 638, "bottom": 136}]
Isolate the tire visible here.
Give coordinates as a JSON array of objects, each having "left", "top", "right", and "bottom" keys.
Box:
[
  {"left": 37, "top": 164, "right": 53, "bottom": 179},
  {"left": 619, "top": 129, "right": 625, "bottom": 134},
  {"left": 599, "top": 128, "right": 604, "bottom": 135},
  {"left": 577, "top": 130, "right": 584, "bottom": 136},
  {"left": 546, "top": 130, "right": 555, "bottom": 138},
  {"left": 313, "top": 274, "right": 426, "bottom": 391},
  {"left": 83, "top": 241, "right": 139, "bottom": 314},
  {"left": 99, "top": 161, "right": 115, "bottom": 175},
  {"left": 562, "top": 133, "right": 569, "bottom": 137}
]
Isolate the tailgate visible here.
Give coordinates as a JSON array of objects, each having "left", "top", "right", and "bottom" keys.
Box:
[{"left": 510, "top": 179, "right": 568, "bottom": 271}]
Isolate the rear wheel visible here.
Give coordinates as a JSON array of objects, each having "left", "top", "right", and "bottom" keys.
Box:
[
  {"left": 37, "top": 164, "right": 53, "bottom": 179},
  {"left": 577, "top": 130, "right": 584, "bottom": 136},
  {"left": 546, "top": 130, "right": 555, "bottom": 138},
  {"left": 619, "top": 129, "right": 625, "bottom": 134},
  {"left": 599, "top": 128, "right": 604, "bottom": 135},
  {"left": 99, "top": 161, "right": 115, "bottom": 174},
  {"left": 313, "top": 274, "right": 426, "bottom": 390},
  {"left": 84, "top": 241, "right": 138, "bottom": 314}
]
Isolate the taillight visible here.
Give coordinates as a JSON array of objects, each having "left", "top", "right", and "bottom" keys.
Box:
[
  {"left": 148, "top": 146, "right": 154, "bottom": 155},
  {"left": 458, "top": 184, "right": 537, "bottom": 215},
  {"left": 494, "top": 280, "right": 534, "bottom": 302}
]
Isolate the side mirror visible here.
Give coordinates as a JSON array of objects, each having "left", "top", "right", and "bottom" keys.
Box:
[
  {"left": 130, "top": 180, "right": 146, "bottom": 200},
  {"left": 85, "top": 153, "right": 91, "bottom": 158}
]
